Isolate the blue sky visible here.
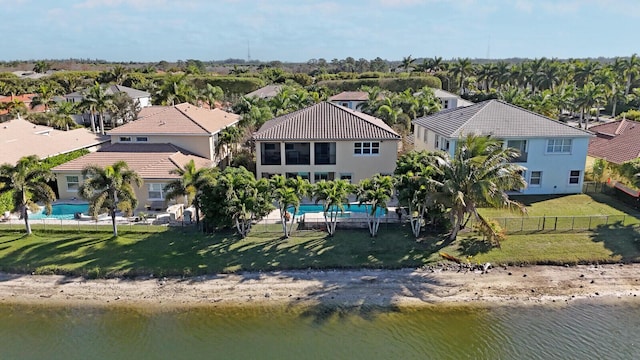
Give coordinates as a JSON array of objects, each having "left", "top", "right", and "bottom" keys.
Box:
[{"left": 1, "top": 0, "right": 638, "bottom": 62}]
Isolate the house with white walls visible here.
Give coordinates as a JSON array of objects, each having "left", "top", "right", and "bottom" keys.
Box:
[{"left": 412, "top": 99, "right": 593, "bottom": 195}]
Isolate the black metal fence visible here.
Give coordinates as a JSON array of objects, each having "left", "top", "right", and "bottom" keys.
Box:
[{"left": 480, "top": 214, "right": 637, "bottom": 233}]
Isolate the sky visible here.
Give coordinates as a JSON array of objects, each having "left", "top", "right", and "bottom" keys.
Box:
[{"left": 1, "top": 0, "right": 638, "bottom": 62}]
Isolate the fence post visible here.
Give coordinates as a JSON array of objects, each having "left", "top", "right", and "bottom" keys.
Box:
[
  {"left": 538, "top": 217, "right": 541, "bottom": 231},
  {"left": 554, "top": 217, "right": 558, "bottom": 231},
  {"left": 542, "top": 216, "right": 546, "bottom": 230},
  {"left": 521, "top": 217, "right": 524, "bottom": 232},
  {"left": 571, "top": 216, "right": 575, "bottom": 231}
]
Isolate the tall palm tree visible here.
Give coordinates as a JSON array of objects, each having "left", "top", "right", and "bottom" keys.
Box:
[
  {"left": 576, "top": 82, "right": 606, "bottom": 128},
  {"left": 199, "top": 83, "right": 224, "bottom": 109},
  {"left": 53, "top": 101, "right": 78, "bottom": 131},
  {"left": 0, "top": 155, "right": 56, "bottom": 235},
  {"left": 215, "top": 126, "right": 244, "bottom": 164},
  {"left": 623, "top": 53, "right": 640, "bottom": 96},
  {"left": 31, "top": 83, "right": 59, "bottom": 112},
  {"left": 313, "top": 179, "right": 353, "bottom": 236},
  {"left": 355, "top": 174, "right": 395, "bottom": 237},
  {"left": 80, "top": 83, "right": 114, "bottom": 134},
  {"left": 449, "top": 58, "right": 473, "bottom": 95},
  {"left": 163, "top": 159, "right": 216, "bottom": 227},
  {"left": 79, "top": 161, "right": 143, "bottom": 237},
  {"left": 269, "top": 175, "right": 311, "bottom": 238},
  {"left": 437, "top": 134, "right": 526, "bottom": 241},
  {"left": 154, "top": 74, "right": 197, "bottom": 106},
  {"left": 400, "top": 55, "right": 416, "bottom": 73}
]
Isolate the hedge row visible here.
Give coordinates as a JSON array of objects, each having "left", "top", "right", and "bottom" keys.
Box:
[{"left": 317, "top": 76, "right": 442, "bottom": 92}]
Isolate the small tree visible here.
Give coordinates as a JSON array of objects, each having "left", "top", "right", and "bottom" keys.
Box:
[
  {"left": 79, "top": 161, "right": 142, "bottom": 237},
  {"left": 269, "top": 175, "right": 311, "bottom": 238},
  {"left": 355, "top": 174, "right": 394, "bottom": 237},
  {"left": 313, "top": 179, "right": 353, "bottom": 236},
  {"left": 0, "top": 155, "right": 56, "bottom": 235},
  {"left": 163, "top": 160, "right": 216, "bottom": 227}
]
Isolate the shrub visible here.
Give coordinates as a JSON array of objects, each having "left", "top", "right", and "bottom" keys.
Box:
[{"left": 619, "top": 109, "right": 640, "bottom": 121}]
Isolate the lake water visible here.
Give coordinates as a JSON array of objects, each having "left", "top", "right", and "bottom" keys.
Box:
[{"left": 0, "top": 302, "right": 638, "bottom": 359}]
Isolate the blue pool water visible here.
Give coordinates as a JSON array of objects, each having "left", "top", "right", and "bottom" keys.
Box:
[
  {"left": 288, "top": 204, "right": 387, "bottom": 216},
  {"left": 30, "top": 203, "right": 90, "bottom": 220}
]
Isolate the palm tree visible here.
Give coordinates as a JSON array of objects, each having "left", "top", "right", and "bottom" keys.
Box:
[
  {"left": 215, "top": 126, "right": 244, "bottom": 164},
  {"left": 199, "top": 83, "right": 224, "bottom": 109},
  {"left": 32, "top": 60, "right": 50, "bottom": 74},
  {"left": 438, "top": 134, "right": 526, "bottom": 241},
  {"left": 154, "top": 74, "right": 197, "bottom": 106},
  {"left": 53, "top": 101, "right": 78, "bottom": 131},
  {"left": 394, "top": 151, "right": 443, "bottom": 238},
  {"left": 313, "top": 179, "right": 353, "bottom": 236},
  {"left": 31, "top": 83, "right": 59, "bottom": 112},
  {"left": 449, "top": 58, "right": 473, "bottom": 95},
  {"left": 79, "top": 161, "right": 143, "bottom": 237},
  {"left": 355, "top": 174, "right": 394, "bottom": 237},
  {"left": 400, "top": 55, "right": 416, "bottom": 73},
  {"left": 0, "top": 156, "right": 56, "bottom": 235},
  {"left": 163, "top": 159, "right": 216, "bottom": 228},
  {"left": 623, "top": 53, "right": 640, "bottom": 96},
  {"left": 576, "top": 82, "right": 606, "bottom": 128},
  {"left": 269, "top": 175, "right": 311, "bottom": 238},
  {"left": 80, "top": 83, "right": 114, "bottom": 134}
]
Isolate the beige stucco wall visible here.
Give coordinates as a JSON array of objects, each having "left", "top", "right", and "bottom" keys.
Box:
[
  {"left": 256, "top": 140, "right": 399, "bottom": 183},
  {"left": 413, "top": 126, "right": 437, "bottom": 152},
  {"left": 54, "top": 172, "right": 182, "bottom": 212},
  {"left": 111, "top": 134, "right": 214, "bottom": 160}
]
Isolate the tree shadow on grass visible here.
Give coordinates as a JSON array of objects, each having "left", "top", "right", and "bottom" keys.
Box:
[
  {"left": 590, "top": 222, "right": 640, "bottom": 262},
  {"left": 457, "top": 236, "right": 494, "bottom": 256}
]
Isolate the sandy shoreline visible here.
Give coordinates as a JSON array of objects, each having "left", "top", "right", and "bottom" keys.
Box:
[{"left": 1, "top": 264, "right": 639, "bottom": 309}]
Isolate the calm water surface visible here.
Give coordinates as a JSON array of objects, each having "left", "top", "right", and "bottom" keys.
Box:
[{"left": 0, "top": 302, "right": 638, "bottom": 359}]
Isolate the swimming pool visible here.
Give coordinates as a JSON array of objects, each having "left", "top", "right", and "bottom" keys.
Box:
[
  {"left": 30, "top": 203, "right": 90, "bottom": 220},
  {"left": 288, "top": 204, "right": 387, "bottom": 216}
]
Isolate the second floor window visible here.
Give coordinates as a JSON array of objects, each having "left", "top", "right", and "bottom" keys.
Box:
[
  {"left": 354, "top": 142, "right": 379, "bottom": 155},
  {"left": 547, "top": 138, "right": 572, "bottom": 154}
]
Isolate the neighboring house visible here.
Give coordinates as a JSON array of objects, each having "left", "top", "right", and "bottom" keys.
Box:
[
  {"left": 64, "top": 84, "right": 152, "bottom": 126},
  {"left": 587, "top": 119, "right": 640, "bottom": 165},
  {"left": 0, "top": 118, "right": 108, "bottom": 165},
  {"left": 412, "top": 100, "right": 593, "bottom": 195},
  {"left": 244, "top": 85, "right": 282, "bottom": 100},
  {"left": 0, "top": 94, "right": 46, "bottom": 120},
  {"left": 328, "top": 91, "right": 369, "bottom": 111},
  {"left": 253, "top": 102, "right": 401, "bottom": 183},
  {"left": 64, "top": 84, "right": 152, "bottom": 108},
  {"left": 107, "top": 103, "right": 241, "bottom": 163},
  {"left": 432, "top": 89, "right": 474, "bottom": 110},
  {"left": 52, "top": 143, "right": 212, "bottom": 210}
]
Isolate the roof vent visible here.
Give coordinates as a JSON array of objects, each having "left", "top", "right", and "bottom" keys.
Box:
[{"left": 159, "top": 121, "right": 166, "bottom": 126}]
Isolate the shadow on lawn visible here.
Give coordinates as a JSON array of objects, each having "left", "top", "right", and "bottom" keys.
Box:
[
  {"left": 457, "top": 237, "right": 493, "bottom": 256},
  {"left": 590, "top": 222, "right": 640, "bottom": 262},
  {"left": 509, "top": 194, "right": 574, "bottom": 207}
]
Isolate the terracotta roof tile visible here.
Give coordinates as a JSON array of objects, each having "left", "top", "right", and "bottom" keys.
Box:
[
  {"left": 588, "top": 120, "right": 640, "bottom": 164},
  {"left": 51, "top": 143, "right": 213, "bottom": 179},
  {"left": 108, "top": 103, "right": 240, "bottom": 135},
  {"left": 253, "top": 102, "right": 400, "bottom": 141},
  {"left": 0, "top": 118, "right": 109, "bottom": 165}
]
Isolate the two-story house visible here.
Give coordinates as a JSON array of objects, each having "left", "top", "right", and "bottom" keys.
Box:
[
  {"left": 52, "top": 103, "right": 240, "bottom": 210},
  {"left": 412, "top": 100, "right": 593, "bottom": 195},
  {"left": 253, "top": 102, "right": 401, "bottom": 183},
  {"left": 328, "top": 91, "right": 369, "bottom": 111}
]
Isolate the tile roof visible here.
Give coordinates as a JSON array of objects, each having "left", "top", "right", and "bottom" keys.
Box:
[
  {"left": 253, "top": 101, "right": 400, "bottom": 141},
  {"left": 329, "top": 91, "right": 369, "bottom": 101},
  {"left": 413, "top": 99, "right": 593, "bottom": 139},
  {"left": 0, "top": 118, "right": 109, "bottom": 165},
  {"left": 65, "top": 84, "right": 150, "bottom": 99},
  {"left": 245, "top": 85, "right": 282, "bottom": 99},
  {"left": 587, "top": 119, "right": 640, "bottom": 164},
  {"left": 51, "top": 143, "right": 212, "bottom": 179},
  {"left": 108, "top": 103, "right": 240, "bottom": 135}
]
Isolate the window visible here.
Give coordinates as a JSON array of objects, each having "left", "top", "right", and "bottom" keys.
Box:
[
  {"left": 436, "top": 135, "right": 449, "bottom": 151},
  {"left": 119, "top": 136, "right": 132, "bottom": 142},
  {"left": 423, "top": 128, "right": 428, "bottom": 143},
  {"left": 507, "top": 139, "right": 528, "bottom": 162},
  {"left": 443, "top": 100, "right": 449, "bottom": 109},
  {"left": 314, "top": 142, "right": 336, "bottom": 165},
  {"left": 285, "top": 142, "right": 310, "bottom": 165},
  {"left": 340, "top": 102, "right": 349, "bottom": 108},
  {"left": 136, "top": 137, "right": 148, "bottom": 142},
  {"left": 66, "top": 176, "right": 79, "bottom": 191},
  {"left": 148, "top": 183, "right": 166, "bottom": 200},
  {"left": 340, "top": 173, "right": 352, "bottom": 183},
  {"left": 530, "top": 171, "right": 542, "bottom": 186},
  {"left": 286, "top": 172, "right": 310, "bottom": 180},
  {"left": 314, "top": 172, "right": 335, "bottom": 182},
  {"left": 354, "top": 142, "right": 379, "bottom": 155},
  {"left": 547, "top": 138, "right": 572, "bottom": 153},
  {"left": 261, "top": 143, "right": 281, "bottom": 165},
  {"left": 569, "top": 170, "right": 581, "bottom": 185}
]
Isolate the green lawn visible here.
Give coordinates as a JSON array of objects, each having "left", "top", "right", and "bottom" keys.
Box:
[{"left": 1, "top": 221, "right": 639, "bottom": 278}]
